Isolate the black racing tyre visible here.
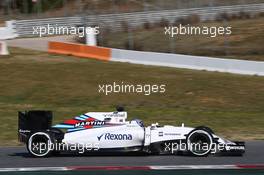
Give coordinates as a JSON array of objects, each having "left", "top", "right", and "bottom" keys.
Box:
[
  {"left": 186, "top": 129, "right": 214, "bottom": 156},
  {"left": 27, "top": 131, "right": 54, "bottom": 157},
  {"left": 195, "top": 126, "right": 214, "bottom": 134},
  {"left": 149, "top": 142, "right": 163, "bottom": 155}
]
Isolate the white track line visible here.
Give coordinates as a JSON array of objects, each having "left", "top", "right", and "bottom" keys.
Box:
[
  {"left": 0, "top": 167, "right": 68, "bottom": 172},
  {"left": 150, "top": 165, "right": 238, "bottom": 170},
  {"left": 0, "top": 164, "right": 263, "bottom": 172}
]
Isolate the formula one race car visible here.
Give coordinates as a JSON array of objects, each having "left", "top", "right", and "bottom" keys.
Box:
[{"left": 18, "top": 107, "right": 245, "bottom": 157}]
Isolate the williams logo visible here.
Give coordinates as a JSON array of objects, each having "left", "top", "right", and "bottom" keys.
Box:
[{"left": 97, "top": 133, "right": 132, "bottom": 141}]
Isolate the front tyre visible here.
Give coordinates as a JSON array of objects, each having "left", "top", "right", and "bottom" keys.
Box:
[
  {"left": 27, "top": 131, "right": 54, "bottom": 157},
  {"left": 187, "top": 129, "right": 213, "bottom": 156}
]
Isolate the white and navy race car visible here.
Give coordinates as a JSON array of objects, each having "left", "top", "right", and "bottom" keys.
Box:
[{"left": 18, "top": 107, "right": 245, "bottom": 157}]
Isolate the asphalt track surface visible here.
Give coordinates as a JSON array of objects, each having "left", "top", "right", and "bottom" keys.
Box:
[{"left": 0, "top": 141, "right": 263, "bottom": 168}]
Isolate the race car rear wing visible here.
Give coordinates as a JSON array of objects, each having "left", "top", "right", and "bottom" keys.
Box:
[{"left": 18, "top": 111, "right": 53, "bottom": 143}]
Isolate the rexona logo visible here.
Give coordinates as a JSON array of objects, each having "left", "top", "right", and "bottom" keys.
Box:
[{"left": 97, "top": 133, "right": 132, "bottom": 141}]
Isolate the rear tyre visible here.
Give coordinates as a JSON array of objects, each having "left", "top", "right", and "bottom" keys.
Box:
[
  {"left": 187, "top": 129, "right": 213, "bottom": 156},
  {"left": 27, "top": 131, "right": 54, "bottom": 157}
]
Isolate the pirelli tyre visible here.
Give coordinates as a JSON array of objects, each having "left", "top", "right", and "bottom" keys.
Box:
[
  {"left": 27, "top": 131, "right": 55, "bottom": 157},
  {"left": 149, "top": 142, "right": 163, "bottom": 155},
  {"left": 186, "top": 128, "right": 214, "bottom": 156},
  {"left": 195, "top": 126, "right": 214, "bottom": 134}
]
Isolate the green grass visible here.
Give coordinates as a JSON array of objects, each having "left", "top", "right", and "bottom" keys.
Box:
[
  {"left": 0, "top": 47, "right": 264, "bottom": 145},
  {"left": 102, "top": 17, "right": 264, "bottom": 61}
]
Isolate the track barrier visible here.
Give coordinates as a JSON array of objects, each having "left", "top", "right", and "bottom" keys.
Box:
[
  {"left": 48, "top": 41, "right": 264, "bottom": 76},
  {"left": 0, "top": 41, "right": 9, "bottom": 55},
  {"left": 48, "top": 41, "right": 111, "bottom": 61}
]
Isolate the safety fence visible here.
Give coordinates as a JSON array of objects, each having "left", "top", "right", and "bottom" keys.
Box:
[{"left": 15, "top": 3, "right": 264, "bottom": 37}]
